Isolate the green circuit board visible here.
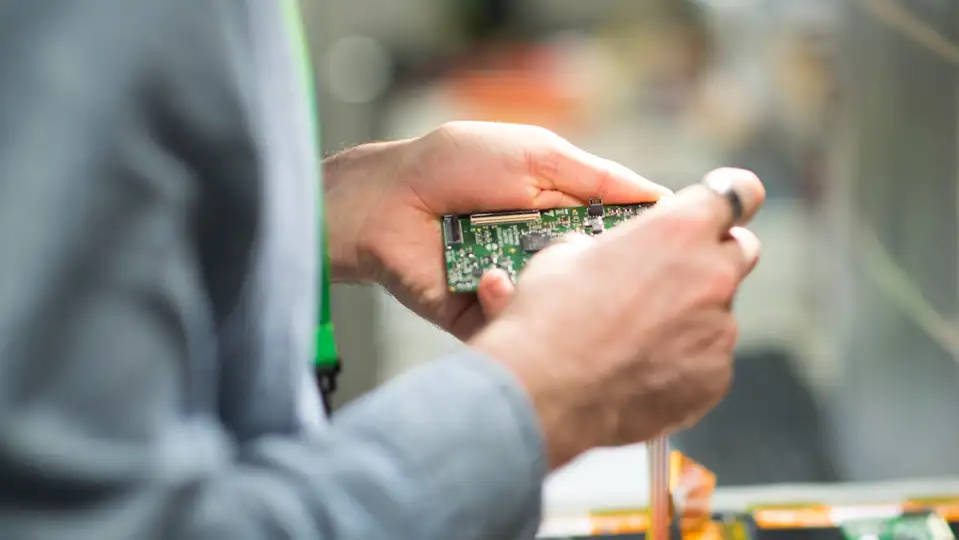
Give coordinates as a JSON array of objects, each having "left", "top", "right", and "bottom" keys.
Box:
[
  {"left": 840, "top": 511, "right": 955, "bottom": 540},
  {"left": 442, "top": 199, "right": 656, "bottom": 293}
]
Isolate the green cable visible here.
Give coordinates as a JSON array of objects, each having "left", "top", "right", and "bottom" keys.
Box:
[{"left": 280, "top": 0, "right": 339, "bottom": 368}]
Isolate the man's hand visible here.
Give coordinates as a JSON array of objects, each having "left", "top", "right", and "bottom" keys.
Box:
[
  {"left": 323, "top": 121, "right": 670, "bottom": 340},
  {"left": 470, "top": 168, "right": 765, "bottom": 470}
]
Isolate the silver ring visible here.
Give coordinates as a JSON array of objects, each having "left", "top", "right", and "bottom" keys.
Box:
[{"left": 702, "top": 176, "right": 743, "bottom": 224}]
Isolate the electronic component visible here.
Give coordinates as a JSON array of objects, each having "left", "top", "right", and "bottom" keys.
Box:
[
  {"left": 587, "top": 198, "right": 606, "bottom": 233},
  {"left": 588, "top": 217, "right": 605, "bottom": 234},
  {"left": 470, "top": 209, "right": 542, "bottom": 227},
  {"left": 443, "top": 215, "right": 463, "bottom": 246},
  {"left": 588, "top": 197, "right": 605, "bottom": 218},
  {"left": 520, "top": 231, "right": 552, "bottom": 253},
  {"left": 442, "top": 200, "right": 656, "bottom": 292}
]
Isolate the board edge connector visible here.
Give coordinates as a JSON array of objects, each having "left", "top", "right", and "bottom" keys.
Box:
[{"left": 469, "top": 209, "right": 542, "bottom": 227}]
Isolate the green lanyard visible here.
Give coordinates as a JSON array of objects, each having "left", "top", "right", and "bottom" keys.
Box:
[{"left": 280, "top": 0, "right": 339, "bottom": 371}]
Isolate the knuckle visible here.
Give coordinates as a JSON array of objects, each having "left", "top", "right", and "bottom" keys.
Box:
[
  {"left": 419, "top": 284, "right": 447, "bottom": 308},
  {"left": 531, "top": 145, "right": 562, "bottom": 174},
  {"left": 434, "top": 121, "right": 465, "bottom": 138},
  {"left": 716, "top": 361, "right": 734, "bottom": 395},
  {"left": 686, "top": 357, "right": 734, "bottom": 428},
  {"left": 709, "top": 361, "right": 734, "bottom": 403},
  {"left": 721, "top": 317, "right": 740, "bottom": 350},
  {"left": 708, "top": 322, "right": 737, "bottom": 380},
  {"left": 594, "top": 162, "right": 614, "bottom": 199},
  {"left": 712, "top": 321, "right": 740, "bottom": 370},
  {"left": 526, "top": 124, "right": 561, "bottom": 141}
]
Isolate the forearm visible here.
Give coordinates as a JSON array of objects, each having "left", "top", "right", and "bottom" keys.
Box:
[
  {"left": 1, "top": 353, "right": 546, "bottom": 540},
  {"left": 322, "top": 140, "right": 411, "bottom": 283},
  {"left": 471, "top": 317, "right": 607, "bottom": 470},
  {"left": 318, "top": 352, "right": 547, "bottom": 539}
]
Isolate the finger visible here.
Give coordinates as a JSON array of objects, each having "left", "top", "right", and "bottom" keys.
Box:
[
  {"left": 535, "top": 137, "right": 673, "bottom": 204},
  {"left": 551, "top": 231, "right": 596, "bottom": 249},
  {"left": 444, "top": 296, "right": 486, "bottom": 342},
  {"left": 477, "top": 268, "right": 515, "bottom": 319},
  {"left": 665, "top": 168, "right": 766, "bottom": 234},
  {"left": 480, "top": 232, "right": 592, "bottom": 321},
  {"left": 721, "top": 226, "right": 761, "bottom": 279},
  {"left": 523, "top": 232, "right": 596, "bottom": 272}
]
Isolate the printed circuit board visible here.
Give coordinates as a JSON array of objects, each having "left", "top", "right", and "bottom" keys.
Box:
[{"left": 442, "top": 199, "right": 656, "bottom": 292}]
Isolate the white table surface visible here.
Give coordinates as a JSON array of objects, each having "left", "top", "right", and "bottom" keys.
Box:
[{"left": 541, "top": 443, "right": 959, "bottom": 536}]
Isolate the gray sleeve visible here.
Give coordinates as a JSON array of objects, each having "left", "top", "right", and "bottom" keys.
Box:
[{"left": 0, "top": 2, "right": 546, "bottom": 540}]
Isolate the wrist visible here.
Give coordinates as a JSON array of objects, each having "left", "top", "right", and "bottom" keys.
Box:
[
  {"left": 469, "top": 316, "right": 607, "bottom": 470},
  {"left": 323, "top": 140, "right": 411, "bottom": 283}
]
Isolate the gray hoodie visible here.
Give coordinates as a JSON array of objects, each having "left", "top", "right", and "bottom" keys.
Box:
[{"left": 0, "top": 1, "right": 544, "bottom": 538}]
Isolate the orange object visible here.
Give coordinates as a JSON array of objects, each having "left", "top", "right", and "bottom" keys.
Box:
[
  {"left": 589, "top": 512, "right": 651, "bottom": 536},
  {"left": 444, "top": 44, "right": 587, "bottom": 133},
  {"left": 752, "top": 505, "right": 835, "bottom": 529},
  {"left": 671, "top": 450, "right": 718, "bottom": 533},
  {"left": 752, "top": 499, "right": 959, "bottom": 530},
  {"left": 583, "top": 451, "right": 718, "bottom": 537},
  {"left": 904, "top": 498, "right": 959, "bottom": 522}
]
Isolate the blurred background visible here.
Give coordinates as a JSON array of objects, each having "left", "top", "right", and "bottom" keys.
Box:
[{"left": 307, "top": 0, "right": 959, "bottom": 486}]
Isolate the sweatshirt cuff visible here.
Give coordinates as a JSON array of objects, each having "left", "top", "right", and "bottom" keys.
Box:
[{"left": 336, "top": 348, "right": 547, "bottom": 539}]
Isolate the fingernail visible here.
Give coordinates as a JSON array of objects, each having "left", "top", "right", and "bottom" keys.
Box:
[{"left": 702, "top": 167, "right": 765, "bottom": 221}]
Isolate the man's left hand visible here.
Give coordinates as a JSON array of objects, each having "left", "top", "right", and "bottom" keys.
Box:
[{"left": 324, "top": 121, "right": 671, "bottom": 340}]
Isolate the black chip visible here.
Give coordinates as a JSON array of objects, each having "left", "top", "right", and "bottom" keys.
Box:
[
  {"left": 472, "top": 267, "right": 484, "bottom": 278},
  {"left": 520, "top": 231, "right": 551, "bottom": 253},
  {"left": 587, "top": 197, "right": 604, "bottom": 218}
]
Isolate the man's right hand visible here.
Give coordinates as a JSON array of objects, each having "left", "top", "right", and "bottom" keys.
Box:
[{"left": 469, "top": 168, "right": 765, "bottom": 470}]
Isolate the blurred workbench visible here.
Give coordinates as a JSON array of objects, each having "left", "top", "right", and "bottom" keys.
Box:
[{"left": 539, "top": 443, "right": 959, "bottom": 538}]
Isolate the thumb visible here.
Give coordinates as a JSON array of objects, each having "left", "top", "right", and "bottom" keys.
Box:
[
  {"left": 538, "top": 137, "right": 673, "bottom": 204},
  {"left": 479, "top": 232, "right": 593, "bottom": 319},
  {"left": 477, "top": 268, "right": 515, "bottom": 319}
]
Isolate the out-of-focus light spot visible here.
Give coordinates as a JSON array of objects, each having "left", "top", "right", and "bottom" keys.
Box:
[
  {"left": 323, "top": 35, "right": 392, "bottom": 104},
  {"left": 696, "top": 0, "right": 758, "bottom": 11}
]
